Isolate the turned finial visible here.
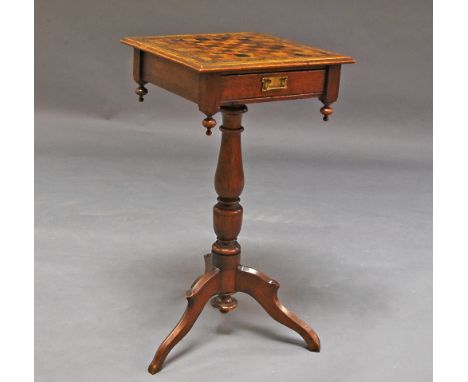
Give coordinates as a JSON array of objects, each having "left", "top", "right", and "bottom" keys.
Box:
[
  {"left": 135, "top": 82, "right": 148, "bottom": 102},
  {"left": 202, "top": 116, "right": 217, "bottom": 136},
  {"left": 320, "top": 103, "right": 334, "bottom": 121}
]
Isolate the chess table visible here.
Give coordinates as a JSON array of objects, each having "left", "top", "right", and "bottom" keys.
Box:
[{"left": 120, "top": 32, "right": 355, "bottom": 374}]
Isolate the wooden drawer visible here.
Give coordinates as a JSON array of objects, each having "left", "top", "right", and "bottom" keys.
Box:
[{"left": 219, "top": 69, "right": 326, "bottom": 103}]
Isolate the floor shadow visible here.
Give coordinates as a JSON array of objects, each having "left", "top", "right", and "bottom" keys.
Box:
[
  {"left": 213, "top": 311, "right": 306, "bottom": 348},
  {"left": 234, "top": 319, "right": 306, "bottom": 348},
  {"left": 162, "top": 341, "right": 200, "bottom": 367}
]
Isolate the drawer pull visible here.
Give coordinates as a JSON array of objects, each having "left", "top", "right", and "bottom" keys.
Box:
[{"left": 261, "top": 76, "right": 288, "bottom": 92}]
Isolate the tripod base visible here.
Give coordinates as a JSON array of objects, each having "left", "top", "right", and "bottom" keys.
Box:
[
  {"left": 148, "top": 253, "right": 320, "bottom": 375},
  {"left": 148, "top": 105, "right": 319, "bottom": 375}
]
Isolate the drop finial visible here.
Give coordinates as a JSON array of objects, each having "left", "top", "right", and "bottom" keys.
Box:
[
  {"left": 202, "top": 116, "right": 216, "bottom": 136},
  {"left": 320, "top": 103, "right": 333, "bottom": 121},
  {"left": 135, "top": 82, "right": 148, "bottom": 102}
]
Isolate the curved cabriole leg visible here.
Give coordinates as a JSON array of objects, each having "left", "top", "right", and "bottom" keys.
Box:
[
  {"left": 148, "top": 269, "right": 221, "bottom": 374},
  {"left": 236, "top": 265, "right": 321, "bottom": 352}
]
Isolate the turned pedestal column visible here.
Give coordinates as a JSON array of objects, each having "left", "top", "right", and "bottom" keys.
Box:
[
  {"left": 210, "top": 104, "right": 246, "bottom": 312},
  {"left": 147, "top": 105, "right": 320, "bottom": 374}
]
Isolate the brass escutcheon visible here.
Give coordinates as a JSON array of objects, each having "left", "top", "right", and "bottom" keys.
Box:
[{"left": 261, "top": 76, "right": 288, "bottom": 92}]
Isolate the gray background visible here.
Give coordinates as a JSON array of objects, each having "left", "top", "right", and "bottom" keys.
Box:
[{"left": 35, "top": 1, "right": 432, "bottom": 381}]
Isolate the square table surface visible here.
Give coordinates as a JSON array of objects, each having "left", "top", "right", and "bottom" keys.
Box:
[{"left": 120, "top": 32, "right": 355, "bottom": 73}]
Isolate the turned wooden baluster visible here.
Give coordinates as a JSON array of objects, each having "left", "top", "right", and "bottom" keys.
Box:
[{"left": 210, "top": 104, "right": 247, "bottom": 313}]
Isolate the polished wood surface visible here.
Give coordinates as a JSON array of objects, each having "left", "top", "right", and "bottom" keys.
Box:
[
  {"left": 121, "top": 32, "right": 355, "bottom": 375},
  {"left": 148, "top": 268, "right": 221, "bottom": 375},
  {"left": 236, "top": 265, "right": 320, "bottom": 351},
  {"left": 220, "top": 69, "right": 326, "bottom": 102},
  {"left": 121, "top": 32, "right": 354, "bottom": 131},
  {"left": 147, "top": 105, "right": 320, "bottom": 375},
  {"left": 121, "top": 32, "right": 355, "bottom": 73}
]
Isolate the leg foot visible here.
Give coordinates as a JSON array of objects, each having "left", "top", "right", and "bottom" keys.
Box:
[
  {"left": 210, "top": 294, "right": 238, "bottom": 313},
  {"left": 148, "top": 268, "right": 221, "bottom": 374},
  {"left": 236, "top": 265, "right": 320, "bottom": 352}
]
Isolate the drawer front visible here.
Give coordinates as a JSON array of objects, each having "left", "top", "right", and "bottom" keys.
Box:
[{"left": 220, "top": 69, "right": 325, "bottom": 102}]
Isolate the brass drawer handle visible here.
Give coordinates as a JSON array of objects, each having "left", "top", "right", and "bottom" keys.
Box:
[{"left": 261, "top": 76, "right": 288, "bottom": 92}]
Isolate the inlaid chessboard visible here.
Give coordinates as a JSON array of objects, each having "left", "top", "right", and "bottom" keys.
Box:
[{"left": 121, "top": 32, "right": 355, "bottom": 73}]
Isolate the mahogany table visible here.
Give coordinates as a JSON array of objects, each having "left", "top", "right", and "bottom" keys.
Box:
[{"left": 121, "top": 32, "right": 355, "bottom": 374}]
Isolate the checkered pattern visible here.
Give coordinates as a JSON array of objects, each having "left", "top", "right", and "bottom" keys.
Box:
[{"left": 122, "top": 32, "right": 353, "bottom": 71}]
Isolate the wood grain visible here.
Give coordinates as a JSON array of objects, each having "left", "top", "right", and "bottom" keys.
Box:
[
  {"left": 121, "top": 32, "right": 355, "bottom": 73},
  {"left": 147, "top": 105, "right": 321, "bottom": 374},
  {"left": 123, "top": 34, "right": 354, "bottom": 121},
  {"left": 120, "top": 32, "right": 355, "bottom": 374},
  {"left": 141, "top": 51, "right": 199, "bottom": 103},
  {"left": 220, "top": 69, "right": 325, "bottom": 102}
]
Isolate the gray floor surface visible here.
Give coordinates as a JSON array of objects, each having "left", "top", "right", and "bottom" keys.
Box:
[{"left": 35, "top": 103, "right": 432, "bottom": 381}]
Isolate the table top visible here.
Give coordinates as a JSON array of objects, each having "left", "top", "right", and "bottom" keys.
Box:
[{"left": 120, "top": 32, "right": 355, "bottom": 73}]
